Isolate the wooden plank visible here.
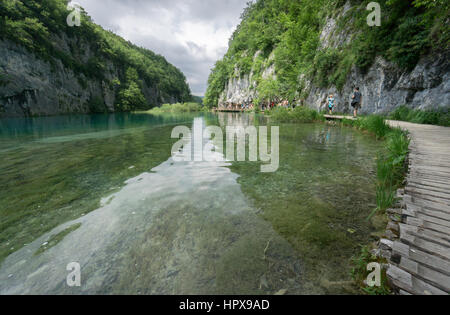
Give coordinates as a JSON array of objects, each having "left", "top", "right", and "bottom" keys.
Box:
[
  {"left": 405, "top": 191, "right": 450, "bottom": 206},
  {"left": 408, "top": 160, "right": 450, "bottom": 168},
  {"left": 410, "top": 166, "right": 450, "bottom": 175},
  {"left": 409, "top": 170, "right": 450, "bottom": 177},
  {"left": 407, "top": 175, "right": 450, "bottom": 186},
  {"left": 323, "top": 115, "right": 355, "bottom": 120},
  {"left": 387, "top": 265, "right": 448, "bottom": 295},
  {"left": 409, "top": 160, "right": 450, "bottom": 167},
  {"left": 399, "top": 223, "right": 450, "bottom": 246},
  {"left": 386, "top": 120, "right": 450, "bottom": 294},
  {"left": 409, "top": 165, "right": 450, "bottom": 173},
  {"left": 401, "top": 236, "right": 450, "bottom": 260},
  {"left": 408, "top": 175, "right": 450, "bottom": 184},
  {"left": 398, "top": 257, "right": 450, "bottom": 292},
  {"left": 402, "top": 209, "right": 450, "bottom": 228},
  {"left": 400, "top": 226, "right": 450, "bottom": 251},
  {"left": 408, "top": 182, "right": 450, "bottom": 195},
  {"left": 407, "top": 217, "right": 450, "bottom": 236},
  {"left": 404, "top": 203, "right": 450, "bottom": 223},
  {"left": 405, "top": 198, "right": 450, "bottom": 214},
  {"left": 392, "top": 242, "right": 450, "bottom": 275}
]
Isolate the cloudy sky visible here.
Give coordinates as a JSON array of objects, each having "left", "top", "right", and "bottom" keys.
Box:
[{"left": 74, "top": 0, "right": 249, "bottom": 96}]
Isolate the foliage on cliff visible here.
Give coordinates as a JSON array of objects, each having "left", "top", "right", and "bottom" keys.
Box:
[
  {"left": 204, "top": 0, "right": 449, "bottom": 107},
  {"left": 0, "top": 0, "right": 192, "bottom": 109}
]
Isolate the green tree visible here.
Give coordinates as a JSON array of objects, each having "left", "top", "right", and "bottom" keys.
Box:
[
  {"left": 117, "top": 68, "right": 146, "bottom": 111},
  {"left": 204, "top": 0, "right": 446, "bottom": 107},
  {"left": 0, "top": 0, "right": 192, "bottom": 110}
]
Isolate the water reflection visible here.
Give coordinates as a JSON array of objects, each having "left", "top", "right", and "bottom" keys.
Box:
[
  {"left": 0, "top": 116, "right": 302, "bottom": 295},
  {"left": 0, "top": 112, "right": 381, "bottom": 295}
]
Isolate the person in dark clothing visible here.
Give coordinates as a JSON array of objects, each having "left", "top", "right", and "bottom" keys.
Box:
[{"left": 351, "top": 87, "right": 362, "bottom": 118}]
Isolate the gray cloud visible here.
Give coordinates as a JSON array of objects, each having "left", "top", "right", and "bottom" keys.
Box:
[{"left": 75, "top": 0, "right": 249, "bottom": 96}]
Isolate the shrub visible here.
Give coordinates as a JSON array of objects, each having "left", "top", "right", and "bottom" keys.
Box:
[
  {"left": 374, "top": 128, "right": 410, "bottom": 214},
  {"left": 341, "top": 115, "right": 410, "bottom": 216},
  {"left": 147, "top": 102, "right": 203, "bottom": 114},
  {"left": 117, "top": 81, "right": 146, "bottom": 111},
  {"left": 351, "top": 246, "right": 391, "bottom": 295},
  {"left": 270, "top": 106, "right": 323, "bottom": 123},
  {"left": 389, "top": 105, "right": 450, "bottom": 127},
  {"left": 357, "top": 115, "right": 391, "bottom": 140}
]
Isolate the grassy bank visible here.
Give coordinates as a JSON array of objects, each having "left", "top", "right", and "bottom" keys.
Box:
[
  {"left": 146, "top": 102, "right": 206, "bottom": 114},
  {"left": 388, "top": 105, "right": 450, "bottom": 127},
  {"left": 342, "top": 116, "right": 409, "bottom": 217},
  {"left": 268, "top": 106, "right": 325, "bottom": 123}
]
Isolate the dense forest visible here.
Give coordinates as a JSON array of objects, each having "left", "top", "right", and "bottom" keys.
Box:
[
  {"left": 204, "top": 0, "right": 449, "bottom": 107},
  {"left": 0, "top": 0, "right": 192, "bottom": 111}
]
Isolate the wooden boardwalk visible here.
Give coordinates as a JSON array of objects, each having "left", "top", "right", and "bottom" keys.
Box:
[
  {"left": 212, "top": 108, "right": 245, "bottom": 113},
  {"left": 321, "top": 116, "right": 449, "bottom": 294},
  {"left": 383, "top": 121, "right": 450, "bottom": 295},
  {"left": 323, "top": 114, "right": 356, "bottom": 120}
]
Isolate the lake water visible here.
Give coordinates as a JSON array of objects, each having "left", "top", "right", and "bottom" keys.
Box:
[{"left": 0, "top": 112, "right": 381, "bottom": 294}]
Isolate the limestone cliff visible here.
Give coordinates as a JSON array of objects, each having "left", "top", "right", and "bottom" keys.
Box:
[
  {"left": 0, "top": 0, "right": 191, "bottom": 117},
  {"left": 206, "top": 0, "right": 449, "bottom": 114}
]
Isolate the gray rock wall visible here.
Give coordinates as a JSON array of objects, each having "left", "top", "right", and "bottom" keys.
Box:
[
  {"left": 306, "top": 52, "right": 450, "bottom": 114},
  {"left": 0, "top": 37, "right": 162, "bottom": 117},
  {"left": 217, "top": 1, "right": 449, "bottom": 113}
]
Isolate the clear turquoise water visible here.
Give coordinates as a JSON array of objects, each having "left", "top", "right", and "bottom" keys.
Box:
[{"left": 0, "top": 112, "right": 381, "bottom": 294}]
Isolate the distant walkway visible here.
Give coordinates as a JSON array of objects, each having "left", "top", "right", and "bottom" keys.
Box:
[
  {"left": 384, "top": 121, "right": 450, "bottom": 295},
  {"left": 323, "top": 114, "right": 355, "bottom": 120},
  {"left": 213, "top": 108, "right": 245, "bottom": 113}
]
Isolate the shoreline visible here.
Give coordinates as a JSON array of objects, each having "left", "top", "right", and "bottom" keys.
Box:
[{"left": 377, "top": 121, "right": 450, "bottom": 295}]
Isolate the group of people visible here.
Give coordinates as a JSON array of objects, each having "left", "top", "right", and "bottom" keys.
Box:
[
  {"left": 218, "top": 87, "right": 363, "bottom": 117},
  {"left": 219, "top": 99, "right": 298, "bottom": 111},
  {"left": 261, "top": 99, "right": 297, "bottom": 111},
  {"left": 241, "top": 102, "right": 254, "bottom": 110},
  {"left": 326, "top": 87, "right": 362, "bottom": 118},
  {"left": 218, "top": 102, "right": 255, "bottom": 111}
]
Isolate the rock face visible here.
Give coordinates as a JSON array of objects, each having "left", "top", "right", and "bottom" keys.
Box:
[
  {"left": 219, "top": 52, "right": 276, "bottom": 105},
  {"left": 220, "top": 75, "right": 256, "bottom": 105},
  {"left": 0, "top": 39, "right": 110, "bottom": 117},
  {"left": 306, "top": 52, "right": 450, "bottom": 114},
  {"left": 217, "top": 1, "right": 449, "bottom": 113},
  {"left": 0, "top": 37, "right": 178, "bottom": 117},
  {"left": 220, "top": 50, "right": 449, "bottom": 115}
]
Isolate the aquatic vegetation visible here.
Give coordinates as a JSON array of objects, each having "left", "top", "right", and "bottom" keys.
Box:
[
  {"left": 230, "top": 122, "right": 382, "bottom": 294},
  {"left": 0, "top": 114, "right": 179, "bottom": 263},
  {"left": 373, "top": 129, "right": 410, "bottom": 216},
  {"left": 372, "top": 185, "right": 396, "bottom": 219},
  {"left": 269, "top": 106, "right": 325, "bottom": 123},
  {"left": 355, "top": 115, "right": 391, "bottom": 140},
  {"left": 351, "top": 245, "right": 391, "bottom": 295},
  {"left": 146, "top": 102, "right": 204, "bottom": 114},
  {"left": 0, "top": 112, "right": 384, "bottom": 294},
  {"left": 341, "top": 115, "right": 409, "bottom": 293},
  {"left": 341, "top": 116, "right": 409, "bottom": 215},
  {"left": 386, "top": 128, "right": 410, "bottom": 181}
]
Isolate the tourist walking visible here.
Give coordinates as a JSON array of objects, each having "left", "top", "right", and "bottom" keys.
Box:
[
  {"left": 351, "top": 87, "right": 362, "bottom": 118},
  {"left": 327, "top": 94, "right": 335, "bottom": 115}
]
